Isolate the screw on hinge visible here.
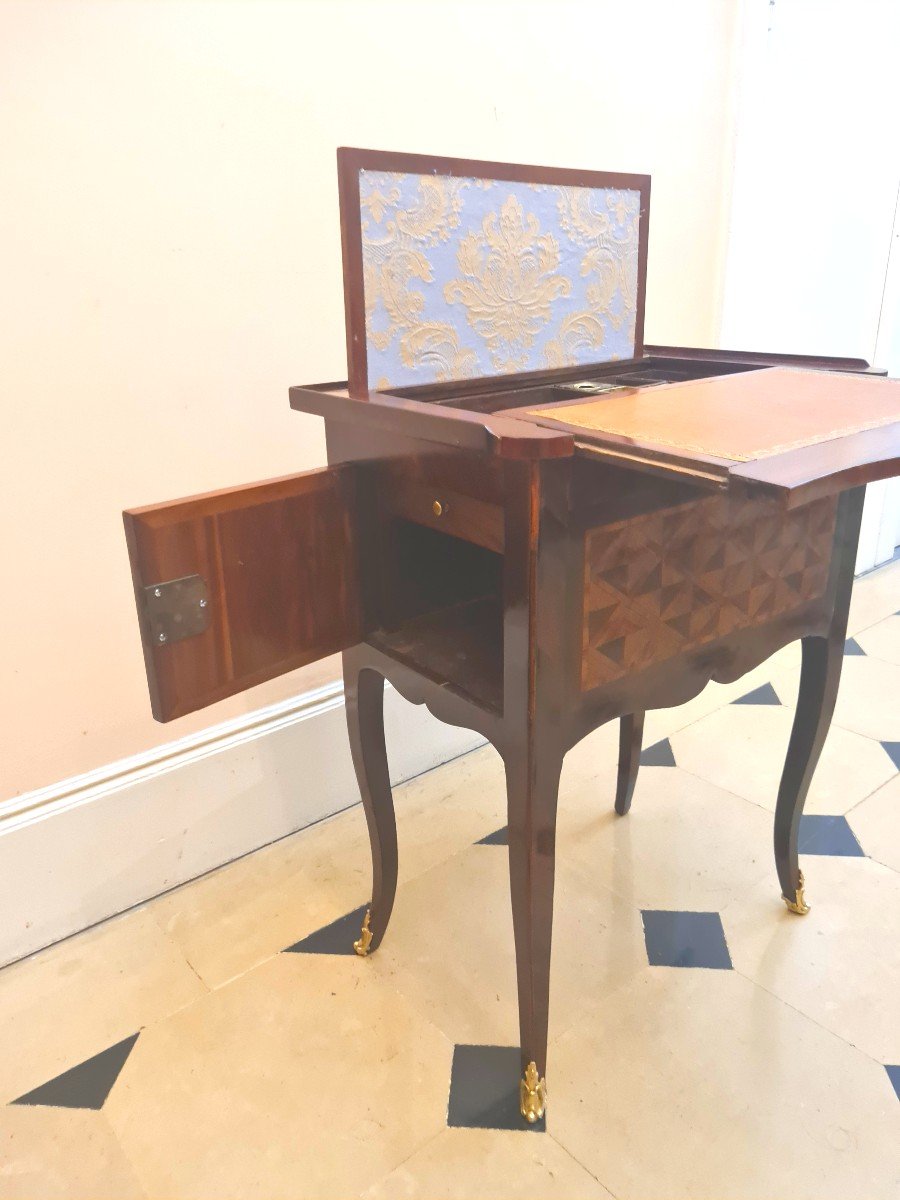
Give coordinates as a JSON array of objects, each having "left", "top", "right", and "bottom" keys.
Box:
[{"left": 158, "top": 632, "right": 167, "bottom": 643}]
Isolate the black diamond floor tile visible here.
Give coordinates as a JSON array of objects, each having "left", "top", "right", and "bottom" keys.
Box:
[
  {"left": 641, "top": 910, "right": 733, "bottom": 969},
  {"left": 886, "top": 1065, "right": 900, "bottom": 1102},
  {"left": 477, "top": 826, "right": 508, "bottom": 846},
  {"left": 881, "top": 741, "right": 900, "bottom": 771},
  {"left": 640, "top": 738, "right": 676, "bottom": 767},
  {"left": 843, "top": 637, "right": 866, "bottom": 655},
  {"left": 284, "top": 905, "right": 369, "bottom": 955},
  {"left": 798, "top": 814, "right": 865, "bottom": 857},
  {"left": 11, "top": 1033, "right": 139, "bottom": 1111},
  {"left": 447, "top": 1045, "right": 544, "bottom": 1132},
  {"left": 732, "top": 682, "right": 780, "bottom": 705}
]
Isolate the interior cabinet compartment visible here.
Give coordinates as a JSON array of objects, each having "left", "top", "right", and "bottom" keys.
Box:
[
  {"left": 421, "top": 358, "right": 762, "bottom": 415},
  {"left": 368, "top": 518, "right": 504, "bottom": 713}
]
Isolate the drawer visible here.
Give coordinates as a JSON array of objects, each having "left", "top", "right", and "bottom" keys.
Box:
[{"left": 375, "top": 456, "right": 505, "bottom": 553}]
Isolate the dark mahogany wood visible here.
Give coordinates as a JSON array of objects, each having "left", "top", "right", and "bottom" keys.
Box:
[
  {"left": 730, "top": 422, "right": 900, "bottom": 509},
  {"left": 124, "top": 467, "right": 362, "bottom": 721},
  {"left": 343, "top": 651, "right": 397, "bottom": 952},
  {"left": 290, "top": 382, "right": 574, "bottom": 461},
  {"left": 497, "top": 457, "right": 570, "bottom": 1087},
  {"left": 375, "top": 453, "right": 505, "bottom": 553},
  {"left": 773, "top": 486, "right": 864, "bottom": 904},
  {"left": 644, "top": 343, "right": 882, "bottom": 374},
  {"left": 615, "top": 712, "right": 645, "bottom": 816}
]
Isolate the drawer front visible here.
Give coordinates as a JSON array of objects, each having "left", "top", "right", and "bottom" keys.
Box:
[{"left": 376, "top": 457, "right": 505, "bottom": 553}]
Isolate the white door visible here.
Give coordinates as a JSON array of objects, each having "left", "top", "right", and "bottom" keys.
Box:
[
  {"left": 722, "top": 0, "right": 900, "bottom": 574},
  {"left": 858, "top": 179, "right": 900, "bottom": 573}
]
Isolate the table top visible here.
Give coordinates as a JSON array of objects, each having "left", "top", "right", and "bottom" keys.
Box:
[
  {"left": 512, "top": 367, "right": 900, "bottom": 506},
  {"left": 525, "top": 368, "right": 900, "bottom": 462}
]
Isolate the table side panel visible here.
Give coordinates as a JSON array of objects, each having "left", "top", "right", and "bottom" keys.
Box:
[{"left": 581, "top": 492, "right": 838, "bottom": 691}]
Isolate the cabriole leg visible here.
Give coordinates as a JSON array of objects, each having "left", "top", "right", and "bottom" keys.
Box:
[
  {"left": 774, "top": 635, "right": 843, "bottom": 914},
  {"left": 615, "top": 712, "right": 645, "bottom": 815},
  {"left": 343, "top": 654, "right": 398, "bottom": 955},
  {"left": 505, "top": 744, "right": 564, "bottom": 1124},
  {"left": 773, "top": 483, "right": 864, "bottom": 914}
]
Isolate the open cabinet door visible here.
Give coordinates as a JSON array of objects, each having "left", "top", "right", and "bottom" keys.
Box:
[{"left": 124, "top": 466, "right": 362, "bottom": 722}]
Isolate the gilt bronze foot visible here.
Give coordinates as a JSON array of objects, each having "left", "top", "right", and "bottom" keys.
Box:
[
  {"left": 519, "top": 1061, "right": 546, "bottom": 1124},
  {"left": 783, "top": 870, "right": 810, "bottom": 915},
  {"left": 353, "top": 908, "right": 374, "bottom": 955}
]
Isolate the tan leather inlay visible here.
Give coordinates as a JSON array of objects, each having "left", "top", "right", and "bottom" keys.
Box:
[
  {"left": 530, "top": 368, "right": 900, "bottom": 462},
  {"left": 581, "top": 491, "right": 837, "bottom": 691}
]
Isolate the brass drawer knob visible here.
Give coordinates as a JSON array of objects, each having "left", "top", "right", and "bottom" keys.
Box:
[{"left": 432, "top": 499, "right": 446, "bottom": 517}]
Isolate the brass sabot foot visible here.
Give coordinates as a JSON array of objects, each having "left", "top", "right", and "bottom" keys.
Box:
[
  {"left": 353, "top": 908, "right": 374, "bottom": 956},
  {"left": 519, "top": 1061, "right": 546, "bottom": 1124},
  {"left": 783, "top": 870, "right": 810, "bottom": 915}
]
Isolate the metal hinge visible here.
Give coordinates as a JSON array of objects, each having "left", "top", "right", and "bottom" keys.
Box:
[{"left": 143, "top": 574, "right": 210, "bottom": 646}]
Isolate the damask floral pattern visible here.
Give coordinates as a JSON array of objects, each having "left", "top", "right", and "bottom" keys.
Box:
[{"left": 358, "top": 169, "right": 642, "bottom": 390}]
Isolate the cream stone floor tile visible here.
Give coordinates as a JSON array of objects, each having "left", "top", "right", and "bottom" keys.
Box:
[
  {"left": 362, "top": 1127, "right": 614, "bottom": 1199},
  {"left": 831, "top": 655, "right": 900, "bottom": 742},
  {"left": 558, "top": 721, "right": 619, "bottom": 799},
  {"left": 551, "top": 970, "right": 899, "bottom": 1200},
  {"left": 149, "top": 744, "right": 507, "bottom": 989},
  {"left": 723, "top": 855, "right": 900, "bottom": 1063},
  {"left": 848, "top": 773, "right": 900, "bottom": 872},
  {"left": 855, "top": 613, "right": 900, "bottom": 664},
  {"left": 558, "top": 766, "right": 774, "bottom": 912},
  {"left": 0, "top": 906, "right": 205, "bottom": 1106},
  {"left": 0, "top": 1108, "right": 145, "bottom": 1200},
  {"left": 641, "top": 641, "right": 803, "bottom": 746},
  {"left": 104, "top": 953, "right": 451, "bottom": 1200},
  {"left": 847, "top": 557, "right": 900, "bottom": 636},
  {"left": 671, "top": 702, "right": 894, "bottom": 814},
  {"left": 372, "top": 845, "right": 646, "bottom": 1048},
  {"left": 557, "top": 651, "right": 802, "bottom": 804}
]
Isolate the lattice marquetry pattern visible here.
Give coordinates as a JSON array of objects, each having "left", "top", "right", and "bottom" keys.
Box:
[{"left": 581, "top": 493, "right": 838, "bottom": 691}]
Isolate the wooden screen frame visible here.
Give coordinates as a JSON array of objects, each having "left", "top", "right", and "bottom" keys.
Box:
[{"left": 337, "top": 146, "right": 652, "bottom": 400}]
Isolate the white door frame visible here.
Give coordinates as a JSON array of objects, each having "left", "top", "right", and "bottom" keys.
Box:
[{"left": 858, "top": 175, "right": 900, "bottom": 573}]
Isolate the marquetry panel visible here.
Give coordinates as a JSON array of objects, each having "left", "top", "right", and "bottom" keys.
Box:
[{"left": 581, "top": 493, "right": 837, "bottom": 691}]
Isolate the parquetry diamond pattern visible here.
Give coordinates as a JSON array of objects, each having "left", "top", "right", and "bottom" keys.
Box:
[{"left": 582, "top": 493, "right": 837, "bottom": 689}]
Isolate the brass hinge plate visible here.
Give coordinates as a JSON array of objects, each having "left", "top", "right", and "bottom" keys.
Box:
[{"left": 143, "top": 575, "right": 210, "bottom": 646}]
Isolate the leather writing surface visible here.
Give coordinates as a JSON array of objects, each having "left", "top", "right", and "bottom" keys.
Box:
[{"left": 530, "top": 368, "right": 900, "bottom": 463}]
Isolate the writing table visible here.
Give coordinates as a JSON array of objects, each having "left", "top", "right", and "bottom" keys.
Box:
[{"left": 123, "top": 149, "right": 900, "bottom": 1123}]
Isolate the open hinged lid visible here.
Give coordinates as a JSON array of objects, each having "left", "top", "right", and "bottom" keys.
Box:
[
  {"left": 521, "top": 367, "right": 900, "bottom": 506},
  {"left": 337, "top": 147, "right": 651, "bottom": 397}
]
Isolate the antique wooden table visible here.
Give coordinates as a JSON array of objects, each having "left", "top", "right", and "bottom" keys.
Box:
[{"left": 124, "top": 149, "right": 900, "bottom": 1124}]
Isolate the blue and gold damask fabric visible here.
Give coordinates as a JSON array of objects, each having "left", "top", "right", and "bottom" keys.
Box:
[{"left": 359, "top": 170, "right": 642, "bottom": 391}]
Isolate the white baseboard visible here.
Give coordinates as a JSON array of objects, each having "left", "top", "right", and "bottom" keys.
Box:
[{"left": 0, "top": 682, "right": 484, "bottom": 968}]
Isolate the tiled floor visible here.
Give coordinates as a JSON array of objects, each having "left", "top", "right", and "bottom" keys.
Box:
[{"left": 1, "top": 561, "right": 898, "bottom": 1200}]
